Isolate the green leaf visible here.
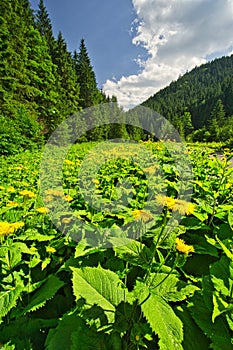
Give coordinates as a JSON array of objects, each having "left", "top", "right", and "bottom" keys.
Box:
[
  {"left": 0, "top": 283, "right": 24, "bottom": 321},
  {"left": 175, "top": 305, "right": 210, "bottom": 350},
  {"left": 210, "top": 256, "right": 233, "bottom": 297},
  {"left": 212, "top": 292, "right": 228, "bottom": 322},
  {"left": 111, "top": 237, "right": 151, "bottom": 266},
  {"left": 23, "top": 275, "right": 64, "bottom": 314},
  {"left": 71, "top": 266, "right": 126, "bottom": 322},
  {"left": 188, "top": 290, "right": 232, "bottom": 350},
  {"left": 215, "top": 236, "right": 233, "bottom": 260},
  {"left": 228, "top": 211, "right": 233, "bottom": 230},
  {"left": 149, "top": 273, "right": 199, "bottom": 302},
  {"left": 45, "top": 314, "right": 107, "bottom": 350},
  {"left": 141, "top": 294, "right": 183, "bottom": 350}
]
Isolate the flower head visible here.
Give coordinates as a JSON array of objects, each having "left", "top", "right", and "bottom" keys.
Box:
[
  {"left": 132, "top": 209, "right": 153, "bottom": 222},
  {"left": 20, "top": 190, "right": 36, "bottom": 198},
  {"left": 64, "top": 195, "right": 73, "bottom": 202},
  {"left": 36, "top": 207, "right": 49, "bottom": 214},
  {"left": 176, "top": 237, "right": 194, "bottom": 254},
  {"left": 0, "top": 221, "right": 24, "bottom": 236}
]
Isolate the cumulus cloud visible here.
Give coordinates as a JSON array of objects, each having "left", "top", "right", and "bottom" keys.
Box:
[{"left": 103, "top": 0, "right": 233, "bottom": 110}]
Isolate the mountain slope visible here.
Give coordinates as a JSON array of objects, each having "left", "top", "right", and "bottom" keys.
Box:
[{"left": 141, "top": 54, "right": 233, "bottom": 129}]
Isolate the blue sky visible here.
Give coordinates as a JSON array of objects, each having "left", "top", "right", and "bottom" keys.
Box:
[
  {"left": 30, "top": 0, "right": 233, "bottom": 110},
  {"left": 30, "top": 0, "right": 148, "bottom": 88}
]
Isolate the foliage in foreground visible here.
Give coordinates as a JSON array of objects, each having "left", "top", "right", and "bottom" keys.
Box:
[{"left": 0, "top": 142, "right": 232, "bottom": 349}]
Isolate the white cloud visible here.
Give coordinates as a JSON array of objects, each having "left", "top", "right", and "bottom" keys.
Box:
[{"left": 103, "top": 0, "right": 233, "bottom": 110}]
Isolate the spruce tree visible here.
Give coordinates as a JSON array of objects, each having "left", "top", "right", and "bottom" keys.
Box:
[
  {"left": 74, "top": 39, "right": 102, "bottom": 108},
  {"left": 36, "top": 0, "right": 56, "bottom": 55}
]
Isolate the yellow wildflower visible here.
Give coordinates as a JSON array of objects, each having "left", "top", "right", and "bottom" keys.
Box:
[
  {"left": 36, "top": 207, "right": 50, "bottom": 214},
  {"left": 19, "top": 190, "right": 36, "bottom": 198},
  {"left": 0, "top": 221, "right": 24, "bottom": 236},
  {"left": 176, "top": 238, "right": 194, "bottom": 254},
  {"left": 172, "top": 200, "right": 195, "bottom": 216},
  {"left": 92, "top": 179, "right": 100, "bottom": 185},
  {"left": 0, "top": 186, "right": 5, "bottom": 190},
  {"left": 44, "top": 189, "right": 63, "bottom": 197},
  {"left": 6, "top": 201, "right": 19, "bottom": 207},
  {"left": 64, "top": 195, "right": 73, "bottom": 202},
  {"left": 155, "top": 195, "right": 176, "bottom": 209},
  {"left": 156, "top": 195, "right": 195, "bottom": 215},
  {"left": 62, "top": 217, "right": 72, "bottom": 224},
  {"left": 46, "top": 246, "right": 56, "bottom": 254},
  {"left": 7, "top": 186, "right": 15, "bottom": 193},
  {"left": 132, "top": 209, "right": 153, "bottom": 222},
  {"left": 64, "top": 159, "right": 74, "bottom": 165}
]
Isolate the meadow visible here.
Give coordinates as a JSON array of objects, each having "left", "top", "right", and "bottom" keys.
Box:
[{"left": 0, "top": 141, "right": 232, "bottom": 350}]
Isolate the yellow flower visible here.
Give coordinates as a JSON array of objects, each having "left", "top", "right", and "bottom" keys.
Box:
[
  {"left": 172, "top": 200, "right": 195, "bottom": 216},
  {"left": 36, "top": 207, "right": 50, "bottom": 214},
  {"left": 7, "top": 186, "right": 15, "bottom": 193},
  {"left": 46, "top": 246, "right": 56, "bottom": 254},
  {"left": 44, "top": 189, "right": 63, "bottom": 197},
  {"left": 6, "top": 201, "right": 19, "bottom": 207},
  {"left": 156, "top": 195, "right": 195, "bottom": 215},
  {"left": 19, "top": 190, "right": 36, "bottom": 198},
  {"left": 0, "top": 221, "right": 24, "bottom": 236},
  {"left": 176, "top": 238, "right": 194, "bottom": 254},
  {"left": 92, "top": 179, "right": 100, "bottom": 185},
  {"left": 132, "top": 209, "right": 153, "bottom": 222},
  {"left": 64, "top": 159, "right": 74, "bottom": 165},
  {"left": 0, "top": 186, "right": 5, "bottom": 190},
  {"left": 64, "top": 195, "right": 73, "bottom": 202},
  {"left": 62, "top": 217, "right": 72, "bottom": 224},
  {"left": 155, "top": 195, "right": 176, "bottom": 209}
]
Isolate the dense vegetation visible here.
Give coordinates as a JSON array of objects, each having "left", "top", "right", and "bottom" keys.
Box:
[
  {"left": 142, "top": 55, "right": 233, "bottom": 142},
  {"left": 0, "top": 0, "right": 117, "bottom": 155},
  {"left": 0, "top": 142, "right": 232, "bottom": 349}
]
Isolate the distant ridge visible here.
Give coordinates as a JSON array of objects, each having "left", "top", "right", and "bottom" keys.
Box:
[{"left": 141, "top": 54, "right": 233, "bottom": 130}]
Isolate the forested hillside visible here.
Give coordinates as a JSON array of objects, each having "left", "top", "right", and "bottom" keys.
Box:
[
  {"left": 142, "top": 55, "right": 233, "bottom": 142},
  {"left": 0, "top": 0, "right": 116, "bottom": 154}
]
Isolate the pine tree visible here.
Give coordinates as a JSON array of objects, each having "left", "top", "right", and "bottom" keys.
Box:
[
  {"left": 53, "top": 32, "right": 80, "bottom": 119},
  {"left": 74, "top": 39, "right": 102, "bottom": 108},
  {"left": 36, "top": 0, "right": 56, "bottom": 55}
]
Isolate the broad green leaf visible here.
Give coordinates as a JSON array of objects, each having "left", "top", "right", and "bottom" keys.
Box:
[
  {"left": 71, "top": 266, "right": 126, "bottom": 322},
  {"left": 23, "top": 275, "right": 64, "bottom": 314},
  {"left": 210, "top": 256, "right": 233, "bottom": 297},
  {"left": 111, "top": 237, "right": 151, "bottom": 266},
  {"left": 215, "top": 236, "right": 233, "bottom": 260},
  {"left": 0, "top": 283, "right": 24, "bottom": 320},
  {"left": 45, "top": 314, "right": 107, "bottom": 350},
  {"left": 141, "top": 294, "right": 183, "bottom": 350},
  {"left": 175, "top": 305, "right": 210, "bottom": 350},
  {"left": 212, "top": 292, "right": 228, "bottom": 322},
  {"left": 188, "top": 291, "right": 232, "bottom": 350},
  {"left": 149, "top": 273, "right": 199, "bottom": 302}
]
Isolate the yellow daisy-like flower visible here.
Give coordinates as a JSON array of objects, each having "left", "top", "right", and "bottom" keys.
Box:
[
  {"left": 46, "top": 246, "right": 56, "bottom": 254},
  {"left": 6, "top": 201, "right": 19, "bottom": 207},
  {"left": 0, "top": 221, "right": 24, "bottom": 236},
  {"left": 7, "top": 186, "right": 15, "bottom": 193},
  {"left": 36, "top": 207, "right": 50, "bottom": 214},
  {"left": 19, "top": 190, "right": 36, "bottom": 198},
  {"left": 172, "top": 200, "right": 195, "bottom": 216},
  {"left": 155, "top": 195, "right": 176, "bottom": 209},
  {"left": 176, "top": 237, "right": 194, "bottom": 254},
  {"left": 132, "top": 209, "right": 153, "bottom": 222},
  {"left": 156, "top": 195, "right": 195, "bottom": 215},
  {"left": 64, "top": 159, "right": 74, "bottom": 165},
  {"left": 0, "top": 186, "right": 5, "bottom": 190},
  {"left": 64, "top": 195, "right": 73, "bottom": 202},
  {"left": 44, "top": 189, "right": 63, "bottom": 197}
]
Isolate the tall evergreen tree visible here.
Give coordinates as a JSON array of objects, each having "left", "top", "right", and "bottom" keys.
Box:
[
  {"left": 74, "top": 39, "right": 102, "bottom": 108},
  {"left": 52, "top": 32, "right": 81, "bottom": 119},
  {"left": 36, "top": 0, "right": 56, "bottom": 55}
]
